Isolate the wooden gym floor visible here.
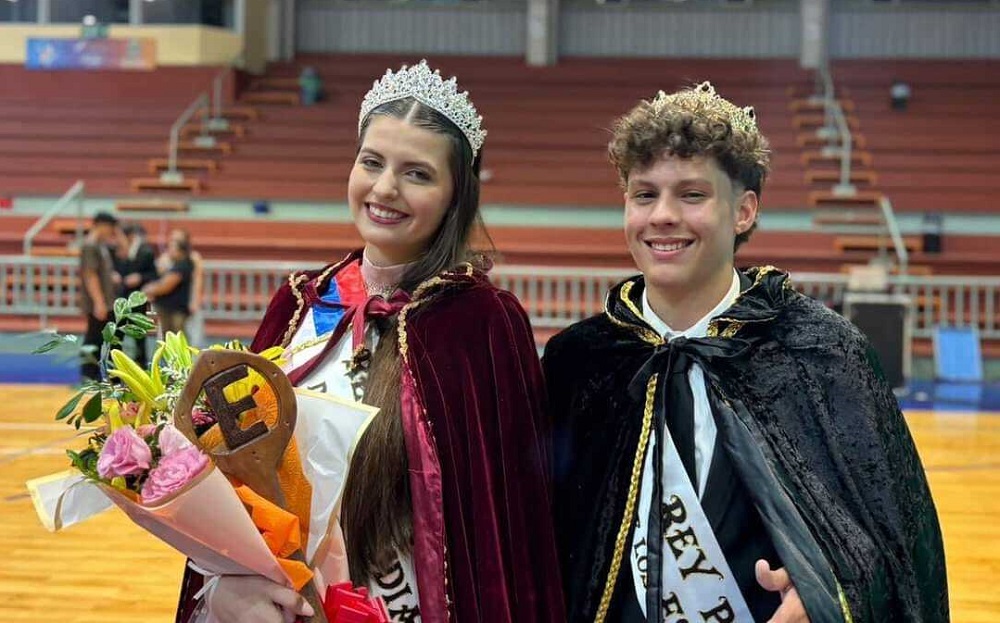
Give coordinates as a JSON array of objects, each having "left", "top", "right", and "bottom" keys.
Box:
[{"left": 0, "top": 384, "right": 997, "bottom": 622}]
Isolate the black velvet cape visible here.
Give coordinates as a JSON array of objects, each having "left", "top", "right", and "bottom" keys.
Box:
[{"left": 543, "top": 267, "right": 948, "bottom": 623}]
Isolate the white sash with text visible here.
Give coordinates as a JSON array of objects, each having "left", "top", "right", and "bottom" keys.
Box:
[{"left": 630, "top": 423, "right": 753, "bottom": 622}]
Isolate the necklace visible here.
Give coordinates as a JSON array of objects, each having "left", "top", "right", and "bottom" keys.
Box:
[
  {"left": 363, "top": 279, "right": 397, "bottom": 299},
  {"left": 285, "top": 330, "right": 336, "bottom": 357}
]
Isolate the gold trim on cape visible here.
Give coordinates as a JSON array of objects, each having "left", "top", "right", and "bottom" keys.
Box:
[
  {"left": 604, "top": 280, "right": 664, "bottom": 347},
  {"left": 595, "top": 373, "right": 657, "bottom": 623}
]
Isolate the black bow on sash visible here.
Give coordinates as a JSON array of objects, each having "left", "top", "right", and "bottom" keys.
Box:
[
  {"left": 626, "top": 336, "right": 754, "bottom": 404},
  {"left": 625, "top": 335, "right": 753, "bottom": 618}
]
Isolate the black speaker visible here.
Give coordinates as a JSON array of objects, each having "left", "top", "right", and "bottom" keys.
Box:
[
  {"left": 843, "top": 294, "right": 913, "bottom": 391},
  {"left": 922, "top": 232, "right": 942, "bottom": 254}
]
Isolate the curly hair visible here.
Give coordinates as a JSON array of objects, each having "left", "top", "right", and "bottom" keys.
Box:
[{"left": 608, "top": 85, "right": 771, "bottom": 248}]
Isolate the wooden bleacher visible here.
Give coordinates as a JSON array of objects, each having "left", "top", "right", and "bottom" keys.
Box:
[
  {"left": 0, "top": 58, "right": 997, "bottom": 214},
  {"left": 0, "top": 58, "right": 815, "bottom": 206}
]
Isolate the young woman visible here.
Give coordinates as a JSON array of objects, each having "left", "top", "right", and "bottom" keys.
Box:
[
  {"left": 175, "top": 61, "right": 565, "bottom": 623},
  {"left": 144, "top": 235, "right": 195, "bottom": 335},
  {"left": 155, "top": 229, "right": 205, "bottom": 346}
]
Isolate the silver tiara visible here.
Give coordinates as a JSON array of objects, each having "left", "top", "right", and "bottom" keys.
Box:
[{"left": 358, "top": 60, "right": 487, "bottom": 161}]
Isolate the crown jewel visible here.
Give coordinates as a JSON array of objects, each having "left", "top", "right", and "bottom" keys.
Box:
[
  {"left": 359, "top": 60, "right": 487, "bottom": 161},
  {"left": 651, "top": 81, "right": 759, "bottom": 136}
]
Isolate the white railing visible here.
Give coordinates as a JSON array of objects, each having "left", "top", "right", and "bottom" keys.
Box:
[
  {"left": 205, "top": 56, "right": 243, "bottom": 133},
  {"left": 1, "top": 256, "right": 79, "bottom": 329},
  {"left": 22, "top": 181, "right": 85, "bottom": 256},
  {"left": 813, "top": 65, "right": 856, "bottom": 197},
  {"left": 878, "top": 196, "right": 909, "bottom": 274},
  {"left": 2, "top": 257, "right": 998, "bottom": 339},
  {"left": 162, "top": 93, "right": 210, "bottom": 184}
]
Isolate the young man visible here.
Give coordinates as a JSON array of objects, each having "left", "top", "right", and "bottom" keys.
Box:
[
  {"left": 543, "top": 83, "right": 947, "bottom": 623},
  {"left": 78, "top": 211, "right": 122, "bottom": 381},
  {"left": 115, "top": 222, "right": 158, "bottom": 366}
]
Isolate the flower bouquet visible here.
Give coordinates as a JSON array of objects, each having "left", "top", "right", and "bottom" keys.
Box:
[{"left": 27, "top": 293, "right": 388, "bottom": 622}]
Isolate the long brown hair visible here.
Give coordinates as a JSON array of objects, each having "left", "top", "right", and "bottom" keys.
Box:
[{"left": 340, "top": 96, "right": 485, "bottom": 584}]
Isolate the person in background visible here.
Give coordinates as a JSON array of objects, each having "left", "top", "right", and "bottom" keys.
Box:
[
  {"left": 78, "top": 212, "right": 121, "bottom": 381},
  {"left": 299, "top": 66, "right": 325, "bottom": 106},
  {"left": 890, "top": 79, "right": 911, "bottom": 111},
  {"left": 156, "top": 229, "right": 205, "bottom": 345},
  {"left": 115, "top": 222, "right": 158, "bottom": 366},
  {"left": 144, "top": 236, "right": 194, "bottom": 335}
]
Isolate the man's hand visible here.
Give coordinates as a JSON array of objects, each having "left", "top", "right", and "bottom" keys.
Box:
[
  {"left": 93, "top": 302, "right": 109, "bottom": 322},
  {"left": 755, "top": 559, "right": 811, "bottom": 623}
]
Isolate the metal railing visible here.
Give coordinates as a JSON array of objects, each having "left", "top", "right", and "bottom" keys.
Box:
[
  {"left": 162, "top": 93, "right": 210, "bottom": 184},
  {"left": 205, "top": 56, "right": 243, "bottom": 133},
  {"left": 878, "top": 196, "right": 909, "bottom": 273},
  {"left": 813, "top": 65, "right": 856, "bottom": 196},
  {"left": 22, "top": 181, "right": 85, "bottom": 257},
  {"left": 2, "top": 257, "right": 998, "bottom": 340},
  {"left": 212, "top": 66, "right": 228, "bottom": 125}
]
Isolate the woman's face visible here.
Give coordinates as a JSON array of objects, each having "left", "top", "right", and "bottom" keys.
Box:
[
  {"left": 168, "top": 239, "right": 185, "bottom": 262},
  {"left": 348, "top": 115, "right": 455, "bottom": 266}
]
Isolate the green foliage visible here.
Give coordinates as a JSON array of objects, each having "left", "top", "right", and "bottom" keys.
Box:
[
  {"left": 55, "top": 391, "right": 87, "bottom": 421},
  {"left": 31, "top": 333, "right": 78, "bottom": 355},
  {"left": 66, "top": 447, "right": 100, "bottom": 481}
]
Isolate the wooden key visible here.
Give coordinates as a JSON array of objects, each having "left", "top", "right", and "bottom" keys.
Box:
[{"left": 174, "top": 349, "right": 328, "bottom": 622}]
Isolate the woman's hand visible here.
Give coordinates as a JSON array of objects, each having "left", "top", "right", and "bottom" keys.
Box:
[{"left": 207, "top": 575, "right": 315, "bottom": 623}]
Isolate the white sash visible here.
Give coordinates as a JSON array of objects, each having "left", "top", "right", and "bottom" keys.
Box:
[
  {"left": 284, "top": 312, "right": 423, "bottom": 622},
  {"left": 631, "top": 421, "right": 753, "bottom": 622},
  {"left": 370, "top": 553, "right": 422, "bottom": 622}
]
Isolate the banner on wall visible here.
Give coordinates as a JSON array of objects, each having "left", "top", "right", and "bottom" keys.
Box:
[{"left": 25, "top": 38, "right": 156, "bottom": 71}]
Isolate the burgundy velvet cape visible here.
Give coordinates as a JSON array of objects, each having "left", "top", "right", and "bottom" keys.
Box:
[{"left": 176, "top": 254, "right": 565, "bottom": 623}]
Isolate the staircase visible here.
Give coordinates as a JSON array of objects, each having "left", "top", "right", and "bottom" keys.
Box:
[
  {"left": 790, "top": 71, "right": 908, "bottom": 271},
  {"left": 124, "top": 71, "right": 304, "bottom": 210}
]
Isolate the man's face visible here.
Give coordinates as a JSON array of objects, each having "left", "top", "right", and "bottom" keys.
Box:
[
  {"left": 94, "top": 222, "right": 116, "bottom": 242},
  {"left": 623, "top": 153, "right": 757, "bottom": 297}
]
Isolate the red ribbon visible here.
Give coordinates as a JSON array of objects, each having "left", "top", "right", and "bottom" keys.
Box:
[
  {"left": 320, "top": 582, "right": 391, "bottom": 622},
  {"left": 287, "top": 280, "right": 410, "bottom": 386}
]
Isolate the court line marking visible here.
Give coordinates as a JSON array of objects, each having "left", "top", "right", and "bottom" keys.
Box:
[
  {"left": 0, "top": 430, "right": 89, "bottom": 465},
  {"left": 0, "top": 423, "right": 81, "bottom": 431},
  {"left": 0, "top": 447, "right": 69, "bottom": 456},
  {"left": 925, "top": 463, "right": 1000, "bottom": 473}
]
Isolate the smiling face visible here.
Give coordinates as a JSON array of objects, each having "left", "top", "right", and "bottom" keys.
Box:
[
  {"left": 348, "top": 115, "right": 455, "bottom": 266},
  {"left": 624, "top": 153, "right": 758, "bottom": 310}
]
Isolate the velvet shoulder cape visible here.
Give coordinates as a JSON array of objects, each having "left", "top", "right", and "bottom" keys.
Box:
[
  {"left": 543, "top": 267, "right": 947, "bottom": 623},
  {"left": 177, "top": 252, "right": 565, "bottom": 622}
]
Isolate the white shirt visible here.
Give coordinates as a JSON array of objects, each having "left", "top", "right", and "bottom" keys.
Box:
[{"left": 640, "top": 270, "right": 741, "bottom": 497}]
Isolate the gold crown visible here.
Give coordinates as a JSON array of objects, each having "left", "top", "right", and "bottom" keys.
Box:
[{"left": 651, "top": 81, "right": 759, "bottom": 136}]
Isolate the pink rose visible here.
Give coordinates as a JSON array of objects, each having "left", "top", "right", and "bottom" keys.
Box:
[
  {"left": 97, "top": 426, "right": 153, "bottom": 479},
  {"left": 136, "top": 424, "right": 157, "bottom": 438},
  {"left": 158, "top": 424, "right": 193, "bottom": 456},
  {"left": 140, "top": 447, "right": 209, "bottom": 505}
]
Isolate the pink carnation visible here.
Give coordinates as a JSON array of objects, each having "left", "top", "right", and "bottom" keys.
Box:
[
  {"left": 191, "top": 407, "right": 215, "bottom": 427},
  {"left": 140, "top": 447, "right": 209, "bottom": 505},
  {"left": 158, "top": 424, "right": 193, "bottom": 456},
  {"left": 120, "top": 402, "right": 142, "bottom": 425},
  {"left": 97, "top": 426, "right": 153, "bottom": 479}
]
